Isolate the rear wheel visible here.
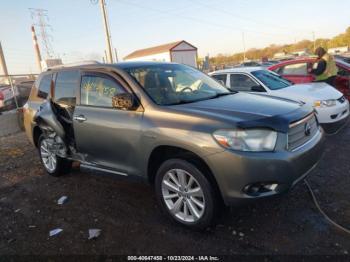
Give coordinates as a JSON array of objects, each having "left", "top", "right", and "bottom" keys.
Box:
[
  {"left": 155, "top": 159, "right": 218, "bottom": 229},
  {"left": 38, "top": 134, "right": 72, "bottom": 176}
]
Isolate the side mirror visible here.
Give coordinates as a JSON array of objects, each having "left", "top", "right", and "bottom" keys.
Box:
[
  {"left": 251, "top": 85, "right": 266, "bottom": 92},
  {"left": 112, "top": 93, "right": 137, "bottom": 110}
]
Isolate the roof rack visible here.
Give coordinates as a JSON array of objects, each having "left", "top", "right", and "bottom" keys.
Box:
[{"left": 45, "top": 60, "right": 101, "bottom": 71}]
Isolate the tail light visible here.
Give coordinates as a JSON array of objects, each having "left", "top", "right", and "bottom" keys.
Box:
[{"left": 0, "top": 91, "right": 4, "bottom": 100}]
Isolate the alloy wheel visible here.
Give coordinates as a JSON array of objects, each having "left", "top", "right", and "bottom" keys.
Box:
[
  {"left": 40, "top": 139, "right": 57, "bottom": 172},
  {"left": 161, "top": 168, "right": 205, "bottom": 223}
]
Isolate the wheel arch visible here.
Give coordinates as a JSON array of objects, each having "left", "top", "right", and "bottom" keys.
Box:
[
  {"left": 33, "top": 126, "right": 42, "bottom": 148},
  {"left": 147, "top": 145, "right": 224, "bottom": 203}
]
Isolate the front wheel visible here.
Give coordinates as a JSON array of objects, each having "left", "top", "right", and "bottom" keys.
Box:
[
  {"left": 155, "top": 159, "right": 218, "bottom": 229},
  {"left": 38, "top": 134, "right": 72, "bottom": 176}
]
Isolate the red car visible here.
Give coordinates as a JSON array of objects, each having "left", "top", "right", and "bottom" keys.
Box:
[{"left": 268, "top": 58, "right": 350, "bottom": 100}]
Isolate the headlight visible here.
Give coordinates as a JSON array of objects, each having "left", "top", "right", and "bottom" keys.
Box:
[
  {"left": 314, "top": 99, "right": 336, "bottom": 107},
  {"left": 213, "top": 129, "right": 277, "bottom": 152}
]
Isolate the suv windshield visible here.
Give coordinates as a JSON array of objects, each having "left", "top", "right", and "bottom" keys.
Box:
[
  {"left": 123, "top": 63, "right": 231, "bottom": 105},
  {"left": 252, "top": 70, "right": 292, "bottom": 90}
]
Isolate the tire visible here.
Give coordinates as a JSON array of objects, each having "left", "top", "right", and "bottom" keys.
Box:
[
  {"left": 38, "top": 134, "right": 72, "bottom": 177},
  {"left": 155, "top": 159, "right": 218, "bottom": 229}
]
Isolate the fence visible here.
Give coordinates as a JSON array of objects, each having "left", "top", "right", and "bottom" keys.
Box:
[{"left": 0, "top": 74, "right": 37, "bottom": 136}]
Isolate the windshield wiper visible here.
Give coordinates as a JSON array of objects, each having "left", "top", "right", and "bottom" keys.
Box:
[
  {"left": 165, "top": 100, "right": 195, "bottom": 106},
  {"left": 207, "top": 91, "right": 237, "bottom": 100},
  {"left": 165, "top": 92, "right": 236, "bottom": 105}
]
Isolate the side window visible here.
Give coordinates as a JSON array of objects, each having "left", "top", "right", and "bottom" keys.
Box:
[
  {"left": 212, "top": 74, "right": 227, "bottom": 85},
  {"left": 38, "top": 74, "right": 52, "bottom": 99},
  {"left": 337, "top": 66, "right": 350, "bottom": 77},
  {"left": 54, "top": 70, "right": 80, "bottom": 106},
  {"left": 230, "top": 74, "right": 258, "bottom": 92},
  {"left": 281, "top": 63, "right": 307, "bottom": 75},
  {"left": 80, "top": 75, "right": 125, "bottom": 107}
]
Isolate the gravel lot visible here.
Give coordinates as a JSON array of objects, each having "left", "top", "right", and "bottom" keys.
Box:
[{"left": 0, "top": 123, "right": 349, "bottom": 256}]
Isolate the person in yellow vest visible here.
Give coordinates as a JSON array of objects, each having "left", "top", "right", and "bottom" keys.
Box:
[{"left": 309, "top": 47, "right": 338, "bottom": 87}]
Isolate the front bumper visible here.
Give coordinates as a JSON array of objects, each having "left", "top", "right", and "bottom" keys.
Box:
[
  {"left": 205, "top": 128, "right": 325, "bottom": 206},
  {"left": 316, "top": 100, "right": 349, "bottom": 124}
]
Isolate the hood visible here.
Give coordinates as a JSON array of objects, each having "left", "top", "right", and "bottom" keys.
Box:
[
  {"left": 169, "top": 92, "right": 312, "bottom": 133},
  {"left": 273, "top": 82, "right": 342, "bottom": 102}
]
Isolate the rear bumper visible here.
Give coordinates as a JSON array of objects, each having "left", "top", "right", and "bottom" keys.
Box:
[{"left": 205, "top": 129, "right": 325, "bottom": 206}]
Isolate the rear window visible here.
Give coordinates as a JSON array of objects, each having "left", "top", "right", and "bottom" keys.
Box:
[
  {"left": 230, "top": 74, "right": 258, "bottom": 91},
  {"left": 54, "top": 70, "right": 80, "bottom": 106},
  {"left": 212, "top": 74, "right": 227, "bottom": 85},
  {"left": 38, "top": 74, "right": 52, "bottom": 99},
  {"left": 281, "top": 63, "right": 307, "bottom": 75}
]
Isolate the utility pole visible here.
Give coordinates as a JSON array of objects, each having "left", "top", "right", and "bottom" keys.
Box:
[
  {"left": 0, "top": 43, "right": 19, "bottom": 107},
  {"left": 0, "top": 41, "right": 9, "bottom": 77},
  {"left": 104, "top": 50, "right": 108, "bottom": 63},
  {"left": 114, "top": 48, "right": 119, "bottom": 62},
  {"left": 99, "top": 0, "right": 113, "bottom": 63},
  {"left": 312, "top": 31, "right": 316, "bottom": 51},
  {"left": 242, "top": 32, "right": 246, "bottom": 62},
  {"left": 31, "top": 26, "right": 42, "bottom": 72}
]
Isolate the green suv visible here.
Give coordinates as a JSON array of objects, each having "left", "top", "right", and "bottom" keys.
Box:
[{"left": 24, "top": 62, "right": 324, "bottom": 228}]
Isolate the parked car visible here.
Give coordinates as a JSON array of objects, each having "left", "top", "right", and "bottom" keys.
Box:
[
  {"left": 268, "top": 58, "right": 350, "bottom": 100},
  {"left": 0, "top": 85, "right": 19, "bottom": 113},
  {"left": 16, "top": 80, "right": 35, "bottom": 106},
  {"left": 238, "top": 61, "right": 261, "bottom": 67},
  {"left": 334, "top": 54, "right": 350, "bottom": 64},
  {"left": 24, "top": 62, "right": 324, "bottom": 228},
  {"left": 210, "top": 67, "right": 349, "bottom": 126}
]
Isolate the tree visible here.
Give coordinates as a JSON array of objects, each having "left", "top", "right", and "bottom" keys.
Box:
[{"left": 206, "top": 27, "right": 350, "bottom": 66}]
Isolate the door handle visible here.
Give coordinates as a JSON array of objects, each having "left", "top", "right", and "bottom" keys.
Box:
[{"left": 73, "top": 115, "right": 87, "bottom": 122}]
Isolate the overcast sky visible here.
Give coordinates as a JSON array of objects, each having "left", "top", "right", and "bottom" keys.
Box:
[{"left": 1, "top": 0, "right": 350, "bottom": 74}]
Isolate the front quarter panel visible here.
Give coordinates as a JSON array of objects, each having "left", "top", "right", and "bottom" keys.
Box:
[{"left": 139, "top": 109, "right": 227, "bottom": 176}]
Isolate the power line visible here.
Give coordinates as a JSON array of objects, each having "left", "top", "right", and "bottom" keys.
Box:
[
  {"left": 29, "top": 8, "right": 54, "bottom": 59},
  {"left": 192, "top": 0, "right": 312, "bottom": 34},
  {"left": 116, "top": 0, "right": 300, "bottom": 39}
]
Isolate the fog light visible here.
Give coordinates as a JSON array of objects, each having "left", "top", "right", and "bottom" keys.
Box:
[{"left": 243, "top": 182, "right": 279, "bottom": 196}]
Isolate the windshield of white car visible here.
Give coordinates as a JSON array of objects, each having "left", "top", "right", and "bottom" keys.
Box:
[
  {"left": 124, "top": 63, "right": 231, "bottom": 105},
  {"left": 251, "top": 70, "right": 292, "bottom": 90}
]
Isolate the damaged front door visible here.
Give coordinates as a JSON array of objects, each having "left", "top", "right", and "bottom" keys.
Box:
[{"left": 73, "top": 72, "right": 143, "bottom": 176}]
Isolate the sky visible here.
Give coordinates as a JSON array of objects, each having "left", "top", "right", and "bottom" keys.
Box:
[{"left": 1, "top": 0, "right": 350, "bottom": 74}]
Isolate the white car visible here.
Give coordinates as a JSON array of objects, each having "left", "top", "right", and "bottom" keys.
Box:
[{"left": 210, "top": 67, "right": 349, "bottom": 124}]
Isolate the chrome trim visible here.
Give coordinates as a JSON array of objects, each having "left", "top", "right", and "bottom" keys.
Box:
[
  {"left": 290, "top": 128, "right": 321, "bottom": 152},
  {"left": 289, "top": 113, "right": 315, "bottom": 128},
  {"left": 80, "top": 164, "right": 128, "bottom": 176}
]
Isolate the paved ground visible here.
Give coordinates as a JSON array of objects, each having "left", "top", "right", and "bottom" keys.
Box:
[
  {"left": 0, "top": 111, "right": 21, "bottom": 137},
  {"left": 0, "top": 124, "right": 349, "bottom": 256}
]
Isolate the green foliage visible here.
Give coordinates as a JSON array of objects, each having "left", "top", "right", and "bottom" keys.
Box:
[{"left": 209, "top": 27, "right": 350, "bottom": 65}]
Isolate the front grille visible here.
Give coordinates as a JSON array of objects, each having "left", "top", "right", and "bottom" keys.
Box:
[
  {"left": 338, "top": 96, "right": 346, "bottom": 104},
  {"left": 288, "top": 114, "right": 318, "bottom": 151}
]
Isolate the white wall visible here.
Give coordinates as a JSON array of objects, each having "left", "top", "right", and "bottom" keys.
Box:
[
  {"left": 124, "top": 52, "right": 170, "bottom": 62},
  {"left": 172, "top": 42, "right": 195, "bottom": 51},
  {"left": 171, "top": 50, "right": 197, "bottom": 68}
]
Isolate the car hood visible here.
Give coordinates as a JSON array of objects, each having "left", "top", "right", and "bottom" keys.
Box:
[
  {"left": 169, "top": 92, "right": 312, "bottom": 133},
  {"left": 273, "top": 82, "right": 342, "bottom": 102}
]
